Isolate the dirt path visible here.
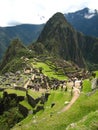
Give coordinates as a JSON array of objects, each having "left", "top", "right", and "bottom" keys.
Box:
[{"left": 60, "top": 86, "right": 80, "bottom": 112}]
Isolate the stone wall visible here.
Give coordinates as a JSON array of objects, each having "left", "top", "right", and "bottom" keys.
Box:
[
  {"left": 27, "top": 94, "right": 40, "bottom": 108},
  {"left": 19, "top": 103, "right": 29, "bottom": 117},
  {"left": 14, "top": 87, "right": 26, "bottom": 91}
]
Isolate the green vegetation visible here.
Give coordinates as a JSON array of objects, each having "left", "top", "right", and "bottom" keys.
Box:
[
  {"left": 83, "top": 79, "right": 91, "bottom": 92},
  {"left": 20, "top": 100, "right": 33, "bottom": 110},
  {"left": 82, "top": 70, "right": 98, "bottom": 93},
  {"left": 4, "top": 89, "right": 26, "bottom": 97},
  {"left": 66, "top": 110, "right": 98, "bottom": 130},
  {"left": 1, "top": 58, "right": 25, "bottom": 73},
  {"left": 0, "top": 11, "right": 98, "bottom": 130},
  {"left": 95, "top": 70, "right": 98, "bottom": 77},
  {"left": 0, "top": 90, "right": 25, "bottom": 129},
  {"left": 0, "top": 92, "right": 3, "bottom": 97},
  {"left": 0, "top": 58, "right": 98, "bottom": 130},
  {"left": 11, "top": 90, "right": 98, "bottom": 130},
  {"left": 11, "top": 90, "right": 71, "bottom": 130},
  {"left": 0, "top": 107, "right": 24, "bottom": 130},
  {"left": 28, "top": 89, "right": 42, "bottom": 99},
  {"left": 32, "top": 62, "right": 67, "bottom": 80},
  {"left": 0, "top": 38, "right": 34, "bottom": 74}
]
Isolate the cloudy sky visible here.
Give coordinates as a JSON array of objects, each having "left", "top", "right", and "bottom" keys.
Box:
[{"left": 0, "top": 0, "right": 98, "bottom": 27}]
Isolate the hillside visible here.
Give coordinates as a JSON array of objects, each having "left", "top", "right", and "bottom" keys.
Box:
[
  {"left": 0, "top": 56, "right": 98, "bottom": 130},
  {"left": 11, "top": 90, "right": 98, "bottom": 130},
  {"left": 0, "top": 38, "right": 35, "bottom": 73}
]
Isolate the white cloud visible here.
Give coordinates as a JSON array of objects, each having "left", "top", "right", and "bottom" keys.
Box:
[{"left": 0, "top": 0, "right": 98, "bottom": 27}]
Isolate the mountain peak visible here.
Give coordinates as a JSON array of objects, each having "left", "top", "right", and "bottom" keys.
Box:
[
  {"left": 51, "top": 12, "right": 65, "bottom": 19},
  {"left": 84, "top": 8, "right": 98, "bottom": 19},
  {"left": 37, "top": 12, "right": 85, "bottom": 68},
  {"left": 37, "top": 12, "right": 71, "bottom": 42},
  {"left": 49, "top": 12, "right": 68, "bottom": 24}
]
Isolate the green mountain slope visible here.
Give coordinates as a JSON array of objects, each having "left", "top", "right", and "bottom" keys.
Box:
[
  {"left": 0, "top": 24, "right": 44, "bottom": 60},
  {"left": 36, "top": 12, "right": 98, "bottom": 69},
  {"left": 0, "top": 38, "right": 34, "bottom": 73},
  {"left": 11, "top": 90, "right": 98, "bottom": 130}
]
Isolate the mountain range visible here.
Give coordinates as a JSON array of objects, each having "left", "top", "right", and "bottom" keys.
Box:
[
  {"left": 0, "top": 7, "right": 98, "bottom": 61},
  {"left": 1, "top": 11, "right": 98, "bottom": 73},
  {"left": 65, "top": 7, "right": 98, "bottom": 37},
  {"left": 0, "top": 24, "right": 44, "bottom": 60}
]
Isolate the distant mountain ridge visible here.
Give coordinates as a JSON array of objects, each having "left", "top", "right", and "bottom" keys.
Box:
[
  {"left": 65, "top": 8, "right": 98, "bottom": 37},
  {"left": 0, "top": 24, "right": 44, "bottom": 60}
]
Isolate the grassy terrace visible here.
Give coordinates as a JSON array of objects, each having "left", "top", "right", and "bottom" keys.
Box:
[
  {"left": 28, "top": 89, "right": 43, "bottom": 99},
  {"left": 4, "top": 89, "right": 26, "bottom": 96},
  {"left": 32, "top": 61, "right": 68, "bottom": 80},
  {"left": 19, "top": 100, "right": 33, "bottom": 110}
]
